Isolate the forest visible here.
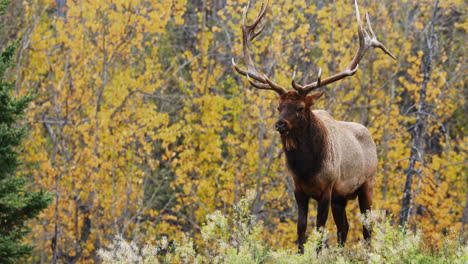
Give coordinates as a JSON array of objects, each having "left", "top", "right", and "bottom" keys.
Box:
[{"left": 0, "top": 0, "right": 467, "bottom": 263}]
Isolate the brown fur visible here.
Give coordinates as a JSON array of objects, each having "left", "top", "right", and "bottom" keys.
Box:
[
  {"left": 281, "top": 110, "right": 329, "bottom": 180},
  {"left": 275, "top": 91, "right": 377, "bottom": 253}
]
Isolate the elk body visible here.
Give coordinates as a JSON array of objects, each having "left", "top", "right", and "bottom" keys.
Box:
[{"left": 232, "top": 0, "right": 396, "bottom": 253}]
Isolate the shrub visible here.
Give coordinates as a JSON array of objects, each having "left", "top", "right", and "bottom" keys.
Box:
[{"left": 98, "top": 193, "right": 468, "bottom": 263}]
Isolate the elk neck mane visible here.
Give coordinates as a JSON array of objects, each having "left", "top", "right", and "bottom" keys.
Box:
[{"left": 280, "top": 109, "right": 331, "bottom": 179}]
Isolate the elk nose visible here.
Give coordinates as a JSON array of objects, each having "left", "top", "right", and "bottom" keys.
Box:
[{"left": 275, "top": 120, "right": 288, "bottom": 133}]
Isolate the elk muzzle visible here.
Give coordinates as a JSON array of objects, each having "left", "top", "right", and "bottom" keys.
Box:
[{"left": 275, "top": 120, "right": 289, "bottom": 134}]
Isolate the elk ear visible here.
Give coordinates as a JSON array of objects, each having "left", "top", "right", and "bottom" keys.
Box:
[{"left": 305, "top": 91, "right": 325, "bottom": 105}]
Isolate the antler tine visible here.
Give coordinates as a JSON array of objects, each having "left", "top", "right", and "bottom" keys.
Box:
[
  {"left": 296, "top": 0, "right": 396, "bottom": 96},
  {"left": 291, "top": 71, "right": 305, "bottom": 93},
  {"left": 316, "top": 68, "right": 322, "bottom": 86},
  {"left": 243, "top": 0, "right": 268, "bottom": 42},
  {"left": 232, "top": 58, "right": 264, "bottom": 83},
  {"left": 246, "top": 74, "right": 270, "bottom": 89},
  {"left": 264, "top": 75, "right": 289, "bottom": 94},
  {"left": 244, "top": 73, "right": 286, "bottom": 95},
  {"left": 248, "top": 0, "right": 268, "bottom": 30},
  {"left": 252, "top": 23, "right": 266, "bottom": 40},
  {"left": 365, "top": 12, "right": 376, "bottom": 40},
  {"left": 256, "top": 1, "right": 265, "bottom": 20},
  {"left": 232, "top": 0, "right": 287, "bottom": 95},
  {"left": 241, "top": 1, "right": 249, "bottom": 28},
  {"left": 292, "top": 67, "right": 323, "bottom": 94},
  {"left": 355, "top": 0, "right": 366, "bottom": 52},
  {"left": 365, "top": 12, "right": 397, "bottom": 60}
]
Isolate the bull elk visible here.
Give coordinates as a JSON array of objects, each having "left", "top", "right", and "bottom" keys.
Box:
[{"left": 232, "top": 0, "right": 396, "bottom": 253}]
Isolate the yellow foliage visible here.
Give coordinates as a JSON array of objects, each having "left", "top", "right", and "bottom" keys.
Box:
[{"left": 15, "top": 0, "right": 467, "bottom": 261}]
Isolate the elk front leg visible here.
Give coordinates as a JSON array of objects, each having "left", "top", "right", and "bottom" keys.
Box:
[
  {"left": 316, "top": 189, "right": 332, "bottom": 251},
  {"left": 331, "top": 199, "right": 349, "bottom": 246},
  {"left": 295, "top": 191, "right": 309, "bottom": 254}
]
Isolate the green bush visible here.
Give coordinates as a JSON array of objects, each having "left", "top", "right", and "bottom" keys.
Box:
[{"left": 98, "top": 194, "right": 468, "bottom": 263}]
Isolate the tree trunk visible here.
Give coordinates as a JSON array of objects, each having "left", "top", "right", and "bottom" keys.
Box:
[
  {"left": 461, "top": 65, "right": 468, "bottom": 235},
  {"left": 462, "top": 167, "right": 468, "bottom": 234},
  {"left": 399, "top": 0, "right": 439, "bottom": 227}
]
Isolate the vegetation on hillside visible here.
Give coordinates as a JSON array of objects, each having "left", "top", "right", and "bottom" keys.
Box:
[{"left": 98, "top": 196, "right": 468, "bottom": 263}]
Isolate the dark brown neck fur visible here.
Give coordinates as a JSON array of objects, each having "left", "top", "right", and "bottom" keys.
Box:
[{"left": 281, "top": 110, "right": 329, "bottom": 180}]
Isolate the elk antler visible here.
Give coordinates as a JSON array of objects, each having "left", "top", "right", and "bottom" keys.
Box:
[
  {"left": 232, "top": 0, "right": 395, "bottom": 97},
  {"left": 292, "top": 0, "right": 396, "bottom": 96},
  {"left": 232, "top": 0, "right": 287, "bottom": 95}
]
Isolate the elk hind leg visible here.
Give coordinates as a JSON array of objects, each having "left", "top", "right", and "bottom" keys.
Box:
[
  {"left": 316, "top": 190, "right": 332, "bottom": 252},
  {"left": 357, "top": 183, "right": 373, "bottom": 241}
]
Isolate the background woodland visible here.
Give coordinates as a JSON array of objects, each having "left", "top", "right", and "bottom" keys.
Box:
[{"left": 1, "top": 0, "right": 466, "bottom": 262}]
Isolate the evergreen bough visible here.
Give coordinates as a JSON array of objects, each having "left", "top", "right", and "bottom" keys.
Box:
[{"left": 0, "top": 1, "right": 52, "bottom": 263}]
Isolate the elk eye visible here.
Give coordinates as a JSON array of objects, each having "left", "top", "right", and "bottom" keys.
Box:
[
  {"left": 277, "top": 106, "right": 281, "bottom": 111},
  {"left": 297, "top": 106, "right": 305, "bottom": 112}
]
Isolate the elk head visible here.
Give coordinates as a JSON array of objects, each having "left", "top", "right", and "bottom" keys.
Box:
[
  {"left": 274, "top": 90, "right": 324, "bottom": 135},
  {"left": 232, "top": 0, "right": 396, "bottom": 135}
]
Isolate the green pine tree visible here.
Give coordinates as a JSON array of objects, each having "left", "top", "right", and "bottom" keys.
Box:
[{"left": 0, "top": 1, "right": 52, "bottom": 263}]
